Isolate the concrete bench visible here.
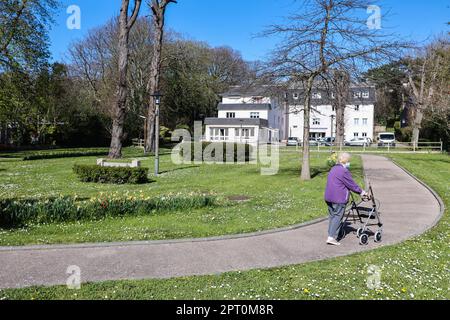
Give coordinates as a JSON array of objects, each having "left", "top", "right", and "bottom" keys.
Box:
[{"left": 97, "top": 159, "right": 141, "bottom": 168}]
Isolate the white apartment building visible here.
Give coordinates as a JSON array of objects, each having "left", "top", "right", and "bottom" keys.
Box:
[
  {"left": 287, "top": 85, "right": 376, "bottom": 141},
  {"left": 203, "top": 84, "right": 375, "bottom": 145},
  {"left": 204, "top": 86, "right": 286, "bottom": 145}
]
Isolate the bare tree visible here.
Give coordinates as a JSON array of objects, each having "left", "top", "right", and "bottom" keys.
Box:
[
  {"left": 403, "top": 38, "right": 449, "bottom": 146},
  {"left": 145, "top": 0, "right": 177, "bottom": 154},
  {"left": 262, "top": 0, "right": 409, "bottom": 180},
  {"left": 109, "top": 0, "right": 142, "bottom": 159}
]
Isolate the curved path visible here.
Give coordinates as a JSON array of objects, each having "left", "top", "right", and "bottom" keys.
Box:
[{"left": 0, "top": 155, "right": 443, "bottom": 289}]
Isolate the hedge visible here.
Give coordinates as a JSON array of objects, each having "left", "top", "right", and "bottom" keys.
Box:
[
  {"left": 0, "top": 194, "right": 220, "bottom": 228},
  {"left": 23, "top": 150, "right": 108, "bottom": 161},
  {"left": 73, "top": 165, "right": 149, "bottom": 184},
  {"left": 178, "top": 142, "right": 254, "bottom": 163}
]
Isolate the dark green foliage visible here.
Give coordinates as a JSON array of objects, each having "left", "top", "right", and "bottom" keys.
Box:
[
  {"left": 0, "top": 194, "right": 219, "bottom": 229},
  {"left": 23, "top": 151, "right": 108, "bottom": 161},
  {"left": 73, "top": 165, "right": 150, "bottom": 184},
  {"left": 179, "top": 142, "right": 254, "bottom": 163}
]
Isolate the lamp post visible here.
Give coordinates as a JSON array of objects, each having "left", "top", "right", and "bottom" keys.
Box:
[
  {"left": 151, "top": 92, "right": 163, "bottom": 177},
  {"left": 330, "top": 114, "right": 336, "bottom": 151}
]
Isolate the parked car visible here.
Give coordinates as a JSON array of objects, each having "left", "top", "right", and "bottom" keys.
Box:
[
  {"left": 322, "top": 137, "right": 336, "bottom": 146},
  {"left": 287, "top": 137, "right": 300, "bottom": 146},
  {"left": 377, "top": 133, "right": 396, "bottom": 147},
  {"left": 300, "top": 139, "right": 319, "bottom": 146},
  {"left": 345, "top": 138, "right": 371, "bottom": 147}
]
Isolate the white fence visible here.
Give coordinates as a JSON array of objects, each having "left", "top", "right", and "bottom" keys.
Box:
[{"left": 286, "top": 141, "right": 444, "bottom": 154}]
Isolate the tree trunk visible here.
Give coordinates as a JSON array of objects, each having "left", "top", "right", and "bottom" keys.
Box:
[
  {"left": 301, "top": 77, "right": 314, "bottom": 181},
  {"left": 145, "top": 0, "right": 171, "bottom": 154},
  {"left": 333, "top": 70, "right": 349, "bottom": 147},
  {"left": 108, "top": 0, "right": 142, "bottom": 159},
  {"left": 411, "top": 108, "right": 424, "bottom": 146}
]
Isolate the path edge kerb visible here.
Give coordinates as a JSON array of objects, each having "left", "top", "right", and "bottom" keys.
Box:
[{"left": 0, "top": 216, "right": 329, "bottom": 252}]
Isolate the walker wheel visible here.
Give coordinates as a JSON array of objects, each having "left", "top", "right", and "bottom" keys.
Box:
[
  {"left": 359, "top": 234, "right": 369, "bottom": 245},
  {"left": 375, "top": 231, "right": 383, "bottom": 243},
  {"left": 356, "top": 228, "right": 363, "bottom": 238}
]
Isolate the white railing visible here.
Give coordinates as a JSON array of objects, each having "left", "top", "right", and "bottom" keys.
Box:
[
  {"left": 132, "top": 138, "right": 145, "bottom": 148},
  {"left": 283, "top": 141, "right": 444, "bottom": 153}
]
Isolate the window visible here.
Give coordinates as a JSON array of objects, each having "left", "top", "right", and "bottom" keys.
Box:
[
  {"left": 211, "top": 128, "right": 229, "bottom": 141},
  {"left": 354, "top": 118, "right": 360, "bottom": 126},
  {"left": 226, "top": 112, "right": 236, "bottom": 118},
  {"left": 353, "top": 91, "right": 362, "bottom": 98},
  {"left": 313, "top": 118, "right": 321, "bottom": 125},
  {"left": 362, "top": 132, "right": 368, "bottom": 137},
  {"left": 312, "top": 92, "right": 322, "bottom": 99},
  {"left": 362, "top": 118, "right": 368, "bottom": 125},
  {"left": 362, "top": 91, "right": 370, "bottom": 99},
  {"left": 237, "top": 128, "right": 255, "bottom": 139},
  {"left": 331, "top": 92, "right": 336, "bottom": 99},
  {"left": 250, "top": 112, "right": 260, "bottom": 119},
  {"left": 354, "top": 132, "right": 359, "bottom": 138},
  {"left": 355, "top": 105, "right": 360, "bottom": 111},
  {"left": 293, "top": 93, "right": 299, "bottom": 100}
]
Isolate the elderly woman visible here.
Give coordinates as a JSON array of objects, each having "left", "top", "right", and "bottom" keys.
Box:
[{"left": 325, "top": 153, "right": 367, "bottom": 246}]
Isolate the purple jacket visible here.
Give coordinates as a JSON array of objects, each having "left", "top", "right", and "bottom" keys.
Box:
[{"left": 324, "top": 164, "right": 363, "bottom": 204}]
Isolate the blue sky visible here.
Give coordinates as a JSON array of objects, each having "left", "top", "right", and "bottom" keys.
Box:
[{"left": 50, "top": 0, "right": 450, "bottom": 62}]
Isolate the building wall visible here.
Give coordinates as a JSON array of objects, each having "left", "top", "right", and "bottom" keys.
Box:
[{"left": 288, "top": 104, "right": 374, "bottom": 141}]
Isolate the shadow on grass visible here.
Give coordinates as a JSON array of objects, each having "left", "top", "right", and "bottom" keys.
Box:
[
  {"left": 160, "top": 165, "right": 200, "bottom": 175},
  {"left": 278, "top": 166, "right": 330, "bottom": 179}
]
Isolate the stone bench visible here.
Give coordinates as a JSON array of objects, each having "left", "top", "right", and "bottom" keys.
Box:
[{"left": 97, "top": 159, "right": 141, "bottom": 168}]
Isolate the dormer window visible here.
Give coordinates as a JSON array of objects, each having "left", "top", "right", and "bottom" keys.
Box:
[
  {"left": 353, "top": 91, "right": 362, "bottom": 98},
  {"left": 312, "top": 92, "right": 322, "bottom": 99},
  {"left": 362, "top": 91, "right": 370, "bottom": 99},
  {"left": 293, "top": 93, "right": 299, "bottom": 100},
  {"left": 250, "top": 112, "right": 260, "bottom": 119},
  {"left": 226, "top": 112, "right": 236, "bottom": 118}
]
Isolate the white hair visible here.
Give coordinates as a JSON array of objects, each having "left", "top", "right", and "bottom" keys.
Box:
[{"left": 338, "top": 152, "right": 351, "bottom": 164}]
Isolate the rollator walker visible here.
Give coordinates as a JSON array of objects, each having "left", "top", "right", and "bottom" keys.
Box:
[{"left": 339, "top": 183, "right": 383, "bottom": 245}]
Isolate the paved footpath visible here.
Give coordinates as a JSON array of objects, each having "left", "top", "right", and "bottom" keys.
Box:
[{"left": 0, "top": 155, "right": 443, "bottom": 289}]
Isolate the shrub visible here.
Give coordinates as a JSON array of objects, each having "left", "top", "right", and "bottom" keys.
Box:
[
  {"left": 0, "top": 193, "right": 221, "bottom": 229},
  {"left": 178, "top": 142, "right": 254, "bottom": 163},
  {"left": 326, "top": 152, "right": 338, "bottom": 169},
  {"left": 23, "top": 150, "right": 108, "bottom": 161},
  {"left": 73, "top": 165, "right": 150, "bottom": 184}
]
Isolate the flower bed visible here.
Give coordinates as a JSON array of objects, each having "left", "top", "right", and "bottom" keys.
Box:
[{"left": 0, "top": 193, "right": 221, "bottom": 228}]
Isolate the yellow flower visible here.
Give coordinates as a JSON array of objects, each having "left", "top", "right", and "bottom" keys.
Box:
[
  {"left": 401, "top": 288, "right": 407, "bottom": 293},
  {"left": 303, "top": 288, "right": 310, "bottom": 294}
]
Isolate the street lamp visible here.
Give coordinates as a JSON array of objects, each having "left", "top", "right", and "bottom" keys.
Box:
[{"left": 151, "top": 91, "right": 163, "bottom": 177}]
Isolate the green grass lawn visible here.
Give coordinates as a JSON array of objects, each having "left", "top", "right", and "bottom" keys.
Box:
[
  {"left": 0, "top": 153, "right": 448, "bottom": 300},
  {"left": 0, "top": 147, "right": 363, "bottom": 245}
]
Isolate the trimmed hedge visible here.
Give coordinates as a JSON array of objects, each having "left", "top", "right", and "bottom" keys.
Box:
[
  {"left": 73, "top": 165, "right": 149, "bottom": 184},
  {"left": 179, "top": 142, "right": 254, "bottom": 163},
  {"left": 0, "top": 194, "right": 220, "bottom": 228},
  {"left": 23, "top": 150, "right": 108, "bottom": 161}
]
